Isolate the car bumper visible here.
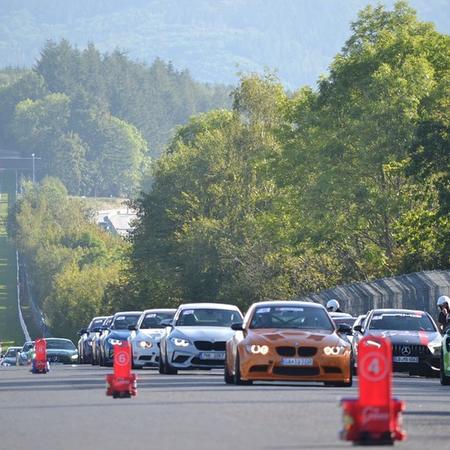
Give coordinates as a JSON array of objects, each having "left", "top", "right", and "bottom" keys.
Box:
[
  {"left": 168, "top": 348, "right": 226, "bottom": 369},
  {"left": 132, "top": 345, "right": 160, "bottom": 367},
  {"left": 392, "top": 355, "right": 440, "bottom": 373},
  {"left": 239, "top": 352, "right": 352, "bottom": 382}
]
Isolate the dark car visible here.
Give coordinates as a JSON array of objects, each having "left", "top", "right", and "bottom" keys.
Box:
[
  {"left": 32, "top": 338, "right": 78, "bottom": 364},
  {"left": 101, "top": 311, "right": 142, "bottom": 366},
  {"left": 92, "top": 316, "right": 113, "bottom": 365},
  {"left": 0, "top": 346, "right": 22, "bottom": 367},
  {"left": 77, "top": 316, "right": 108, "bottom": 364},
  {"left": 353, "top": 308, "right": 441, "bottom": 376}
]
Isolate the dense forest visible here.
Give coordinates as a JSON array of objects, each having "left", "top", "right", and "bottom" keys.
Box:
[
  {"left": 126, "top": 2, "right": 450, "bottom": 311},
  {"left": 8, "top": 2, "right": 450, "bottom": 337},
  {"left": 1, "top": 0, "right": 449, "bottom": 88},
  {"left": 0, "top": 42, "right": 229, "bottom": 196}
]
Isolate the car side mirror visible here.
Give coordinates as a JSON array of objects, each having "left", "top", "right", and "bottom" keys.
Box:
[
  {"left": 77, "top": 328, "right": 87, "bottom": 336},
  {"left": 337, "top": 324, "right": 352, "bottom": 335},
  {"left": 160, "top": 319, "right": 173, "bottom": 328},
  {"left": 353, "top": 325, "right": 362, "bottom": 333},
  {"left": 128, "top": 325, "right": 137, "bottom": 331},
  {"left": 231, "top": 322, "right": 244, "bottom": 331},
  {"left": 92, "top": 327, "right": 101, "bottom": 333}
]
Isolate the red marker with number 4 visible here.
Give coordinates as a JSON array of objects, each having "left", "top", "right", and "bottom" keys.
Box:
[{"left": 340, "top": 336, "right": 406, "bottom": 445}]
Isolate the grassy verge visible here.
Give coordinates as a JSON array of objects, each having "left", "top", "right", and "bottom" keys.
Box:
[{"left": 0, "top": 171, "right": 23, "bottom": 347}]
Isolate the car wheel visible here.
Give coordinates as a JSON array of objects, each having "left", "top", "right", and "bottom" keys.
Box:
[
  {"left": 224, "top": 358, "right": 234, "bottom": 385},
  {"left": 234, "top": 351, "right": 252, "bottom": 385},
  {"left": 440, "top": 351, "right": 450, "bottom": 385},
  {"left": 164, "top": 351, "right": 178, "bottom": 375},
  {"left": 159, "top": 352, "right": 166, "bottom": 374}
]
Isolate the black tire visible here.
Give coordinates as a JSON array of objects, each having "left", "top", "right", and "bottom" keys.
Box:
[
  {"left": 234, "top": 352, "right": 252, "bottom": 385},
  {"left": 159, "top": 349, "right": 178, "bottom": 375},
  {"left": 159, "top": 352, "right": 166, "bottom": 374},
  {"left": 224, "top": 358, "right": 234, "bottom": 384},
  {"left": 165, "top": 352, "right": 178, "bottom": 375},
  {"left": 440, "top": 351, "right": 450, "bottom": 385}
]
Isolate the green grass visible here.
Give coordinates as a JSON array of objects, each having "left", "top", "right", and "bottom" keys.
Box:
[{"left": 0, "top": 171, "right": 23, "bottom": 347}]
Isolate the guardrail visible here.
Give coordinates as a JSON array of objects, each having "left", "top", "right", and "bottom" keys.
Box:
[
  {"left": 16, "top": 250, "right": 31, "bottom": 342},
  {"left": 298, "top": 270, "right": 450, "bottom": 317}
]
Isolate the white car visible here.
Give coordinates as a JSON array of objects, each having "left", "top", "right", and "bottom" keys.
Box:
[
  {"left": 130, "top": 309, "right": 176, "bottom": 369},
  {"left": 159, "top": 303, "right": 244, "bottom": 374}
]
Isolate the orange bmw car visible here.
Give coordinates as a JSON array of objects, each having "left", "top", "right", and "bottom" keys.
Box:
[{"left": 225, "top": 301, "right": 353, "bottom": 386}]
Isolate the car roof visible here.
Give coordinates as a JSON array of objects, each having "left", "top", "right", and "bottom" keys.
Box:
[
  {"left": 178, "top": 303, "right": 241, "bottom": 311},
  {"left": 251, "top": 300, "right": 323, "bottom": 309},
  {"left": 44, "top": 338, "right": 73, "bottom": 342},
  {"left": 142, "top": 308, "right": 176, "bottom": 314},
  {"left": 329, "top": 312, "right": 354, "bottom": 318},
  {"left": 7, "top": 346, "right": 22, "bottom": 350},
  {"left": 113, "top": 311, "right": 143, "bottom": 316},
  {"left": 91, "top": 316, "right": 108, "bottom": 321},
  {"left": 370, "top": 308, "right": 428, "bottom": 315}
]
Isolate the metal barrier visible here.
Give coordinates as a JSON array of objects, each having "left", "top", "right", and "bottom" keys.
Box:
[{"left": 298, "top": 270, "right": 450, "bottom": 316}]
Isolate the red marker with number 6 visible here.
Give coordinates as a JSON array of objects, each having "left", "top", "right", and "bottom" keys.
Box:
[{"left": 106, "top": 341, "right": 137, "bottom": 398}]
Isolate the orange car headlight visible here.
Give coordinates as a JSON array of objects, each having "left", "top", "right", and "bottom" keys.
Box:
[
  {"left": 246, "top": 344, "right": 269, "bottom": 355},
  {"left": 323, "top": 346, "right": 346, "bottom": 356}
]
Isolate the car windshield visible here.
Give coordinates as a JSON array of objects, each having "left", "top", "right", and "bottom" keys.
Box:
[
  {"left": 141, "top": 312, "right": 174, "bottom": 329},
  {"left": 5, "top": 348, "right": 19, "bottom": 357},
  {"left": 249, "top": 306, "right": 334, "bottom": 331},
  {"left": 111, "top": 314, "right": 141, "bottom": 330},
  {"left": 103, "top": 317, "right": 113, "bottom": 327},
  {"left": 23, "top": 342, "right": 34, "bottom": 352},
  {"left": 45, "top": 339, "right": 76, "bottom": 350},
  {"left": 88, "top": 318, "right": 105, "bottom": 330},
  {"left": 369, "top": 313, "right": 436, "bottom": 332},
  {"left": 176, "top": 308, "right": 241, "bottom": 327}
]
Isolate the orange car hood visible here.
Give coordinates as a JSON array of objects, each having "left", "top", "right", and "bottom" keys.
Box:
[{"left": 246, "top": 329, "right": 342, "bottom": 346}]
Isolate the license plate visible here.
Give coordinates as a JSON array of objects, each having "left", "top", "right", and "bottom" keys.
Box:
[
  {"left": 281, "top": 358, "right": 313, "bottom": 366},
  {"left": 393, "top": 356, "right": 419, "bottom": 363},
  {"left": 199, "top": 352, "right": 225, "bottom": 360}
]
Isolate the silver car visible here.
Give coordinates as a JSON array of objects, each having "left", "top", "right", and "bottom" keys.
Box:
[
  {"left": 159, "top": 303, "right": 243, "bottom": 374},
  {"left": 130, "top": 309, "right": 176, "bottom": 369}
]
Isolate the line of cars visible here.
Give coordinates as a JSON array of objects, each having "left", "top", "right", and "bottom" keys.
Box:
[
  {"left": 76, "top": 301, "right": 446, "bottom": 387},
  {"left": 1, "top": 338, "right": 78, "bottom": 367},
  {"left": 3, "top": 300, "right": 447, "bottom": 388}
]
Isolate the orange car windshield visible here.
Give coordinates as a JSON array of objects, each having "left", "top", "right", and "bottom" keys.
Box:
[{"left": 249, "top": 306, "right": 334, "bottom": 331}]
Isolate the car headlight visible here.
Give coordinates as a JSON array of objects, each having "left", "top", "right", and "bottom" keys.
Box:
[
  {"left": 108, "top": 338, "right": 122, "bottom": 346},
  {"left": 246, "top": 344, "right": 269, "bottom": 355},
  {"left": 428, "top": 340, "right": 442, "bottom": 355},
  {"left": 71, "top": 354, "right": 78, "bottom": 360},
  {"left": 139, "top": 340, "right": 153, "bottom": 349},
  {"left": 323, "top": 346, "right": 347, "bottom": 356},
  {"left": 171, "top": 338, "right": 191, "bottom": 347}
]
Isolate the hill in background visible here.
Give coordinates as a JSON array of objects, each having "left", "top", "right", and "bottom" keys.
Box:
[{"left": 1, "top": 0, "right": 449, "bottom": 88}]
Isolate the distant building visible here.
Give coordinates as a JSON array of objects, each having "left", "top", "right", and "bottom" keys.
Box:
[{"left": 96, "top": 209, "right": 137, "bottom": 237}]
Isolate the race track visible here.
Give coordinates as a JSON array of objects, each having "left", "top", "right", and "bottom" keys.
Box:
[{"left": 0, "top": 366, "right": 448, "bottom": 450}]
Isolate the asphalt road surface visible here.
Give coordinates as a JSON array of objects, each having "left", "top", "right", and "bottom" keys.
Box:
[{"left": 0, "top": 365, "right": 449, "bottom": 450}]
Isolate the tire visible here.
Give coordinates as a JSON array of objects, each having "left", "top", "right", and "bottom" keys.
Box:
[
  {"left": 159, "top": 353, "right": 166, "bottom": 374},
  {"left": 164, "top": 351, "right": 178, "bottom": 375},
  {"left": 234, "top": 352, "right": 252, "bottom": 385},
  {"left": 159, "top": 349, "right": 178, "bottom": 375},
  {"left": 224, "top": 359, "right": 234, "bottom": 385},
  {"left": 440, "top": 351, "right": 450, "bottom": 386}
]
